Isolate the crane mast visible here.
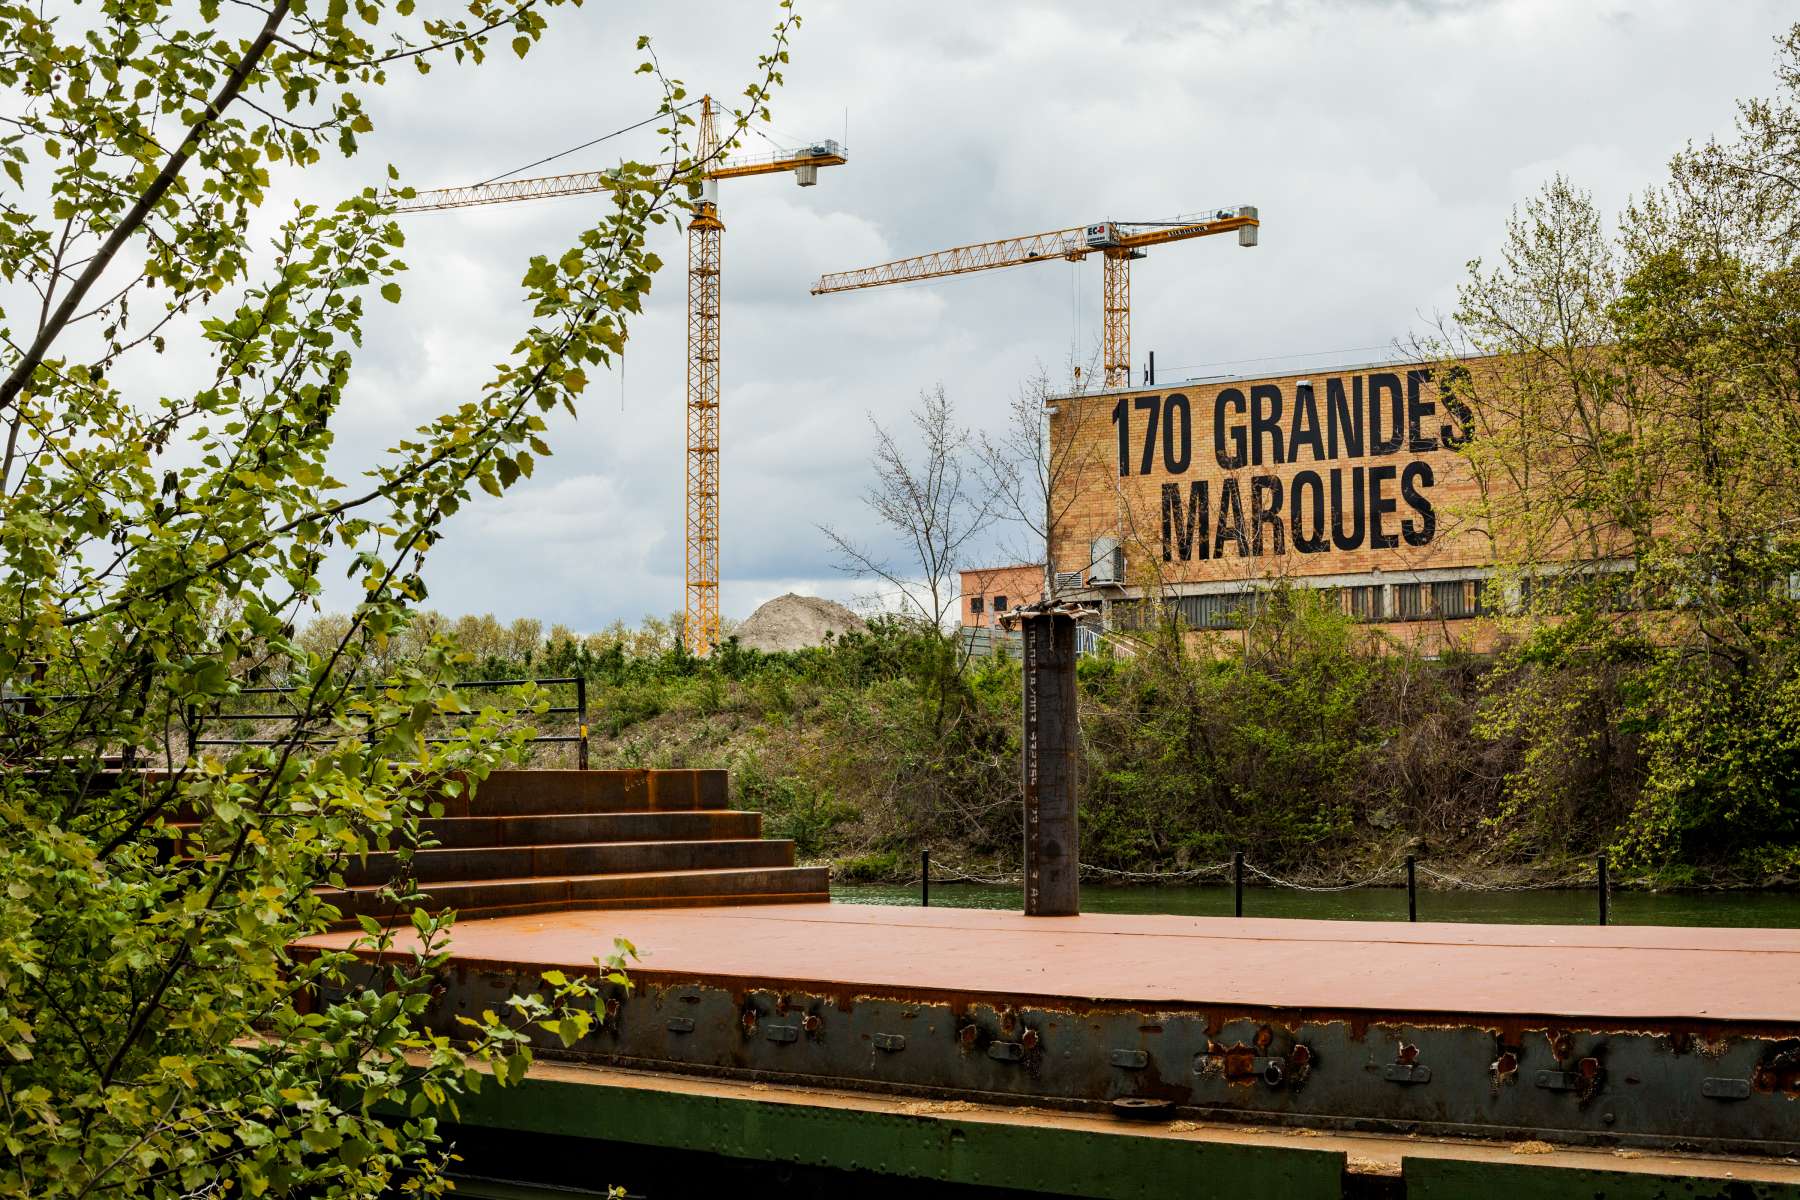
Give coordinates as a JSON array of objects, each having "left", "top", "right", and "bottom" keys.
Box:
[
  {"left": 813, "top": 208, "right": 1259, "bottom": 388},
  {"left": 685, "top": 100, "right": 726, "bottom": 657},
  {"left": 392, "top": 96, "right": 847, "bottom": 655}
]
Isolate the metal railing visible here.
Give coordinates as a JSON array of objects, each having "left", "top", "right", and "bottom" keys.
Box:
[{"left": 186, "top": 675, "right": 590, "bottom": 768}]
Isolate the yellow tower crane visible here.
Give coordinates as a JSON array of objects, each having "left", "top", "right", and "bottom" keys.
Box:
[
  {"left": 394, "top": 97, "right": 847, "bottom": 654},
  {"left": 811, "top": 207, "right": 1259, "bottom": 388}
]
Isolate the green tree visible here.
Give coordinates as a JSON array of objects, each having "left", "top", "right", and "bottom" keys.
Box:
[
  {"left": 1449, "top": 22, "right": 1800, "bottom": 874},
  {"left": 0, "top": 3, "right": 797, "bottom": 1197}
]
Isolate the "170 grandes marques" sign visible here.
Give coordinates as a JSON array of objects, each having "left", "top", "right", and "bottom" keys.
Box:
[{"left": 1106, "top": 368, "right": 1474, "bottom": 562}]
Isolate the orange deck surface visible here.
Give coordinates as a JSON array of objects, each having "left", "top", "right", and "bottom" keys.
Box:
[{"left": 297, "top": 903, "right": 1800, "bottom": 1026}]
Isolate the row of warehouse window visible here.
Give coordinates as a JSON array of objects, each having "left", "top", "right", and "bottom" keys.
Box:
[
  {"left": 1097, "top": 564, "right": 1800, "bottom": 631},
  {"left": 1113, "top": 571, "right": 1651, "bottom": 631},
  {"left": 1139, "top": 579, "right": 1488, "bottom": 630}
]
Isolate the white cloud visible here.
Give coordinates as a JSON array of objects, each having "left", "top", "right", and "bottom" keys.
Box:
[{"left": 23, "top": 0, "right": 1793, "bottom": 633}]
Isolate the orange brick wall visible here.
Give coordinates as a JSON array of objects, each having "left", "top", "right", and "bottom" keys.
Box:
[{"left": 960, "top": 564, "right": 1045, "bottom": 627}]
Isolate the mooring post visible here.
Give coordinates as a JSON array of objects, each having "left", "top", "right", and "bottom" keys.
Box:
[
  {"left": 1406, "top": 855, "right": 1417, "bottom": 923},
  {"left": 1020, "top": 609, "right": 1079, "bottom": 916},
  {"left": 1597, "top": 853, "right": 1609, "bottom": 926},
  {"left": 921, "top": 849, "right": 930, "bottom": 908},
  {"left": 1233, "top": 852, "right": 1245, "bottom": 917}
]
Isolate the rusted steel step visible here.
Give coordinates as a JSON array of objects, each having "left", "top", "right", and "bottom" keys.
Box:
[
  {"left": 435, "top": 769, "right": 729, "bottom": 818},
  {"left": 422, "top": 810, "right": 761, "bottom": 849},
  {"left": 341, "top": 838, "right": 796, "bottom": 886},
  {"left": 320, "top": 864, "right": 830, "bottom": 919}
]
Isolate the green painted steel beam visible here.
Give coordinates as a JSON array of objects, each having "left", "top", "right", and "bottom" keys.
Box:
[
  {"left": 460, "top": 1073, "right": 1347, "bottom": 1200},
  {"left": 1405, "top": 1157, "right": 1800, "bottom": 1199}
]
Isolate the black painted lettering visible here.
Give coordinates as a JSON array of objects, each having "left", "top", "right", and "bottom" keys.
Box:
[
  {"left": 1439, "top": 365, "right": 1475, "bottom": 447},
  {"left": 1291, "top": 470, "right": 1327, "bottom": 554},
  {"left": 1162, "top": 393, "right": 1192, "bottom": 475},
  {"left": 1330, "top": 467, "right": 1366, "bottom": 551},
  {"left": 1368, "top": 463, "right": 1399, "bottom": 549},
  {"left": 1134, "top": 395, "right": 1161, "bottom": 476},
  {"left": 1289, "top": 382, "right": 1324, "bottom": 462},
  {"left": 1400, "top": 461, "right": 1435, "bottom": 547},
  {"left": 1113, "top": 396, "right": 1129, "bottom": 476},
  {"left": 1250, "top": 475, "right": 1285, "bottom": 556},
  {"left": 1406, "top": 369, "right": 1438, "bottom": 453},
  {"left": 1214, "top": 389, "right": 1247, "bottom": 469},
  {"left": 1250, "top": 384, "right": 1284, "bottom": 466},
  {"left": 1161, "top": 481, "right": 1209, "bottom": 561},
  {"left": 1369, "top": 373, "right": 1404, "bottom": 456},
  {"left": 1213, "top": 477, "right": 1250, "bottom": 558},
  {"left": 1326, "top": 376, "right": 1363, "bottom": 459}
]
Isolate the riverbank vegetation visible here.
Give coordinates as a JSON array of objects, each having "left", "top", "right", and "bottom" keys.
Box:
[{"left": 334, "top": 586, "right": 1790, "bottom": 889}]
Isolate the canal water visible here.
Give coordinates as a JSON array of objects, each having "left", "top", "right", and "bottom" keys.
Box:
[{"left": 832, "top": 882, "right": 1800, "bottom": 927}]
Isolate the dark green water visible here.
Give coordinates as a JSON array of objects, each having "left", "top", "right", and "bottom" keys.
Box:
[{"left": 831, "top": 881, "right": 1800, "bottom": 927}]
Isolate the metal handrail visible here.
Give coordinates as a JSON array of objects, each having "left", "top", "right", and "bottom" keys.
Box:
[{"left": 184, "top": 675, "right": 590, "bottom": 769}]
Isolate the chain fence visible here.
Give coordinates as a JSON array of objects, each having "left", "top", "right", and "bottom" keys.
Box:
[{"left": 883, "top": 849, "right": 1628, "bottom": 925}]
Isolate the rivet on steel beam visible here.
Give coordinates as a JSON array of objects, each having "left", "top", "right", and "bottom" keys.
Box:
[
  {"left": 803, "top": 1013, "right": 822, "bottom": 1035},
  {"left": 1702, "top": 1077, "right": 1752, "bottom": 1101},
  {"left": 1110, "top": 1049, "right": 1149, "bottom": 1070}
]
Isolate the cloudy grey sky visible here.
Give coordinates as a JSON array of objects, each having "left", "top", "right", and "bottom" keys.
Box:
[{"left": 285, "top": 0, "right": 1793, "bottom": 630}]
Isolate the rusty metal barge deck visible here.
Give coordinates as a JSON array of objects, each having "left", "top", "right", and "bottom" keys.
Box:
[{"left": 299, "top": 902, "right": 1800, "bottom": 1162}]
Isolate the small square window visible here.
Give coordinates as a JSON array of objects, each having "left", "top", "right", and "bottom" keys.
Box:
[
  {"left": 994, "top": 595, "right": 1008, "bottom": 613},
  {"left": 970, "top": 596, "right": 984, "bottom": 614}
]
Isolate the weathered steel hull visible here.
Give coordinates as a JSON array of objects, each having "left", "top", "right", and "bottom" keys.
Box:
[
  {"left": 440, "top": 1061, "right": 1800, "bottom": 1200},
  {"left": 413, "top": 970, "right": 1800, "bottom": 1157},
  {"left": 301, "top": 904, "right": 1800, "bottom": 1158}
]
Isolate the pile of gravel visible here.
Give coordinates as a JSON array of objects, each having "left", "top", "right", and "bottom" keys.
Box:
[{"left": 734, "top": 593, "right": 868, "bottom": 653}]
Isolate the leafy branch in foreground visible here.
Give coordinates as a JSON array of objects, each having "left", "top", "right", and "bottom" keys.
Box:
[{"left": 0, "top": 3, "right": 801, "bottom": 1198}]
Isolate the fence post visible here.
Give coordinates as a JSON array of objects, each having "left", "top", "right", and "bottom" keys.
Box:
[
  {"left": 921, "top": 849, "right": 930, "bottom": 908},
  {"left": 1233, "top": 852, "right": 1245, "bottom": 918},
  {"left": 575, "top": 676, "right": 589, "bottom": 770},
  {"left": 1597, "top": 853, "right": 1609, "bottom": 926},
  {"left": 1406, "top": 855, "right": 1417, "bottom": 923}
]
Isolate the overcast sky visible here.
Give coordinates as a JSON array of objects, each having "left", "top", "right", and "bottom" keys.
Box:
[{"left": 268, "top": 0, "right": 1795, "bottom": 630}]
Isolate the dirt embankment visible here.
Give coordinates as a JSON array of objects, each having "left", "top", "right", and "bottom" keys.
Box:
[{"left": 735, "top": 594, "right": 867, "bottom": 653}]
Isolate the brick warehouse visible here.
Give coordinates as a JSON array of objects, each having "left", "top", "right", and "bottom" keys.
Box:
[{"left": 1045, "top": 355, "right": 1593, "bottom": 653}]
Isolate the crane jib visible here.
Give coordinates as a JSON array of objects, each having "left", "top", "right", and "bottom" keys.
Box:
[{"left": 810, "top": 211, "right": 1259, "bottom": 295}]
